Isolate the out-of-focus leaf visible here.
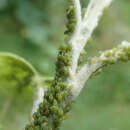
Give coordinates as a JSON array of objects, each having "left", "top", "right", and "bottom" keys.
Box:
[
  {"left": 25, "top": 25, "right": 48, "bottom": 45},
  {"left": 0, "top": 53, "right": 38, "bottom": 130},
  {"left": 0, "top": 52, "right": 37, "bottom": 88},
  {"left": 0, "top": 0, "right": 7, "bottom": 10}
]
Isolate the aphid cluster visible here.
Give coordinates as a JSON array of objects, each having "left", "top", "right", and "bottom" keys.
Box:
[
  {"left": 101, "top": 44, "right": 130, "bottom": 64},
  {"left": 88, "top": 44, "right": 130, "bottom": 78},
  {"left": 25, "top": 44, "right": 73, "bottom": 130},
  {"left": 25, "top": 2, "right": 75, "bottom": 129},
  {"left": 64, "top": 0, "right": 77, "bottom": 36}
]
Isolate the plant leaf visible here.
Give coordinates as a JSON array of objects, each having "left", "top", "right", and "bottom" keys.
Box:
[
  {"left": 0, "top": 52, "right": 37, "bottom": 88},
  {"left": 0, "top": 52, "right": 39, "bottom": 130}
]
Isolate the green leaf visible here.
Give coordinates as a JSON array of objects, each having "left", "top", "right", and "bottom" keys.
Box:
[
  {"left": 0, "top": 52, "right": 37, "bottom": 88},
  {"left": 0, "top": 52, "right": 38, "bottom": 130}
]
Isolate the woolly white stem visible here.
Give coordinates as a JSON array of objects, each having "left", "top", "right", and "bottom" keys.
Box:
[
  {"left": 72, "top": 0, "right": 82, "bottom": 32},
  {"left": 32, "top": 86, "right": 44, "bottom": 115},
  {"left": 69, "top": 0, "right": 113, "bottom": 74},
  {"left": 70, "top": 62, "right": 101, "bottom": 98},
  {"left": 70, "top": 41, "right": 130, "bottom": 99}
]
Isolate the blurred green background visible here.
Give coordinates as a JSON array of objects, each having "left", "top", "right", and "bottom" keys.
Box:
[{"left": 0, "top": 0, "right": 130, "bottom": 130}]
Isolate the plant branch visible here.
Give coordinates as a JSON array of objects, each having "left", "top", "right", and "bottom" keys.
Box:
[
  {"left": 31, "top": 76, "right": 53, "bottom": 116},
  {"left": 70, "top": 41, "right": 130, "bottom": 99},
  {"left": 72, "top": 0, "right": 82, "bottom": 32},
  {"left": 68, "top": 0, "right": 113, "bottom": 99},
  {"left": 25, "top": 1, "right": 127, "bottom": 129},
  {"left": 32, "top": 86, "right": 44, "bottom": 116},
  {"left": 69, "top": 0, "right": 113, "bottom": 76}
]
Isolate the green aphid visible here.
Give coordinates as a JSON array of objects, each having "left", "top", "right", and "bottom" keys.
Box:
[
  {"left": 56, "top": 93, "right": 63, "bottom": 102},
  {"left": 51, "top": 106, "right": 59, "bottom": 113},
  {"left": 66, "top": 43, "right": 72, "bottom": 52},
  {"left": 105, "top": 51, "right": 112, "bottom": 57},
  {"left": 36, "top": 111, "right": 41, "bottom": 118},
  {"left": 66, "top": 23, "right": 75, "bottom": 30},
  {"left": 55, "top": 85, "right": 61, "bottom": 93},
  {"left": 67, "top": 13, "right": 74, "bottom": 19},
  {"left": 59, "top": 45, "right": 71, "bottom": 55},
  {"left": 119, "top": 52, "right": 126, "bottom": 58},
  {"left": 63, "top": 90, "right": 68, "bottom": 97},
  {"left": 58, "top": 109, "right": 64, "bottom": 117},
  {"left": 67, "top": 86, "right": 73, "bottom": 92},
  {"left": 58, "top": 54, "right": 66, "bottom": 63},
  {"left": 25, "top": 124, "right": 33, "bottom": 130},
  {"left": 53, "top": 99, "right": 58, "bottom": 106},
  {"left": 64, "top": 30, "right": 70, "bottom": 35},
  {"left": 87, "top": 57, "right": 92, "bottom": 65},
  {"left": 67, "top": 6, "right": 75, "bottom": 16},
  {"left": 112, "top": 48, "right": 118, "bottom": 55},
  {"left": 33, "top": 112, "right": 38, "bottom": 120},
  {"left": 60, "top": 83, "right": 67, "bottom": 89},
  {"left": 67, "top": 61, "right": 72, "bottom": 66},
  {"left": 122, "top": 45, "right": 128, "bottom": 52},
  {"left": 59, "top": 67, "right": 69, "bottom": 76},
  {"left": 62, "top": 113, "right": 69, "bottom": 120},
  {"left": 39, "top": 103, "right": 43, "bottom": 109},
  {"left": 121, "top": 55, "right": 129, "bottom": 62},
  {"left": 38, "top": 116, "right": 47, "bottom": 124},
  {"left": 49, "top": 94, "right": 54, "bottom": 102},
  {"left": 69, "top": 18, "right": 77, "bottom": 24},
  {"left": 109, "top": 58, "right": 117, "bottom": 64},
  {"left": 41, "top": 122, "right": 47, "bottom": 129},
  {"left": 61, "top": 102, "right": 66, "bottom": 109},
  {"left": 54, "top": 120, "right": 61, "bottom": 129},
  {"left": 59, "top": 53, "right": 70, "bottom": 66},
  {"left": 62, "top": 55, "right": 71, "bottom": 66},
  {"left": 66, "top": 26, "right": 75, "bottom": 33},
  {"left": 35, "top": 126, "right": 40, "bottom": 130},
  {"left": 64, "top": 104, "right": 72, "bottom": 113},
  {"left": 59, "top": 44, "right": 68, "bottom": 51},
  {"left": 66, "top": 6, "right": 74, "bottom": 15},
  {"left": 43, "top": 99, "right": 48, "bottom": 106},
  {"left": 98, "top": 51, "right": 103, "bottom": 56}
]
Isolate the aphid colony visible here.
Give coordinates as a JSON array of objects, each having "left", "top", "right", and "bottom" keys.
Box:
[
  {"left": 25, "top": 1, "right": 75, "bottom": 130},
  {"left": 88, "top": 43, "right": 130, "bottom": 78}
]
